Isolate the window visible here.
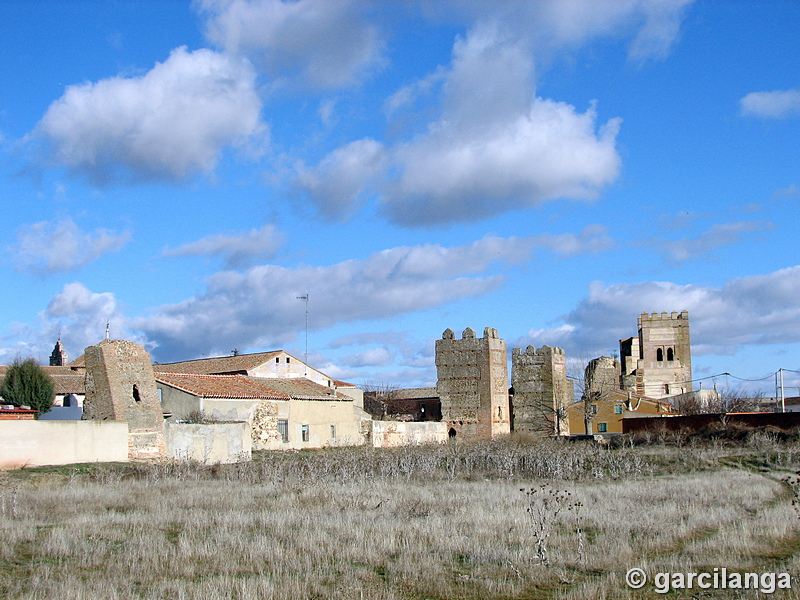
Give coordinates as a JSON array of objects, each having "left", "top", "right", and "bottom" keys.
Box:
[
  {"left": 590, "top": 404, "right": 597, "bottom": 415},
  {"left": 330, "top": 425, "right": 336, "bottom": 440},
  {"left": 276, "top": 357, "right": 280, "bottom": 363},
  {"left": 667, "top": 347, "right": 674, "bottom": 361},
  {"left": 598, "top": 422, "right": 607, "bottom": 433},
  {"left": 664, "top": 384, "right": 670, "bottom": 394},
  {"left": 301, "top": 424, "right": 309, "bottom": 442},
  {"left": 132, "top": 384, "right": 141, "bottom": 403},
  {"left": 614, "top": 405, "right": 623, "bottom": 414},
  {"left": 286, "top": 357, "right": 291, "bottom": 363},
  {"left": 656, "top": 348, "right": 664, "bottom": 362},
  {"left": 277, "top": 419, "right": 289, "bottom": 443}
]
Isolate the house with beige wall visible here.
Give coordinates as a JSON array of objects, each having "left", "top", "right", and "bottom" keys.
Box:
[
  {"left": 567, "top": 389, "right": 673, "bottom": 436},
  {"left": 156, "top": 372, "right": 368, "bottom": 450},
  {"left": 155, "top": 350, "right": 364, "bottom": 407}
]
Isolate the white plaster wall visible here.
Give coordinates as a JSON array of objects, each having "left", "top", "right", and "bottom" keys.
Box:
[
  {"left": 0, "top": 421, "right": 129, "bottom": 468},
  {"left": 164, "top": 422, "right": 251, "bottom": 464}
]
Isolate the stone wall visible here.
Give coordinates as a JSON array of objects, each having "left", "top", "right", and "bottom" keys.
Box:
[
  {"left": 511, "top": 345, "right": 572, "bottom": 435},
  {"left": 82, "top": 340, "right": 166, "bottom": 460},
  {"left": 435, "top": 327, "right": 510, "bottom": 439},
  {"left": 371, "top": 421, "right": 448, "bottom": 448},
  {"left": 620, "top": 311, "right": 692, "bottom": 400},
  {"left": 164, "top": 421, "right": 251, "bottom": 464}
]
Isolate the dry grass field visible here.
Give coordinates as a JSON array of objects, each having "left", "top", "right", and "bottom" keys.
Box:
[{"left": 1, "top": 434, "right": 800, "bottom": 599}]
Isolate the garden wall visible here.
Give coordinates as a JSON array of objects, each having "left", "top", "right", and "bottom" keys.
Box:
[
  {"left": 0, "top": 421, "right": 129, "bottom": 468},
  {"left": 164, "top": 421, "right": 251, "bottom": 464}
]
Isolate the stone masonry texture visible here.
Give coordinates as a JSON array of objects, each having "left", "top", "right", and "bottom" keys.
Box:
[
  {"left": 82, "top": 339, "right": 166, "bottom": 460},
  {"left": 511, "top": 345, "right": 572, "bottom": 435},
  {"left": 436, "top": 327, "right": 510, "bottom": 439}
]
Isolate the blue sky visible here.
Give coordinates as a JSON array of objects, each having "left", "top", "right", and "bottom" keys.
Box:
[{"left": 1, "top": 0, "right": 798, "bottom": 396}]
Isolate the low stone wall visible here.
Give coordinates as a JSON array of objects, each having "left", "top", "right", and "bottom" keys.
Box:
[
  {"left": 0, "top": 421, "right": 129, "bottom": 469},
  {"left": 164, "top": 422, "right": 251, "bottom": 464},
  {"left": 371, "top": 420, "right": 449, "bottom": 448}
]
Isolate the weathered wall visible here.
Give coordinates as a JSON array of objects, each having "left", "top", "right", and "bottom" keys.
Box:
[
  {"left": 371, "top": 421, "right": 449, "bottom": 447},
  {"left": 511, "top": 345, "right": 572, "bottom": 435},
  {"left": 436, "top": 327, "right": 510, "bottom": 439},
  {"left": 82, "top": 340, "right": 166, "bottom": 460},
  {"left": 0, "top": 421, "right": 129, "bottom": 468},
  {"left": 164, "top": 422, "right": 251, "bottom": 464},
  {"left": 620, "top": 311, "right": 692, "bottom": 399}
]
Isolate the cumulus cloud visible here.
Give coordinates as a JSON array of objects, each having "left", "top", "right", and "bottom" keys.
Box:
[
  {"left": 643, "top": 220, "right": 774, "bottom": 264},
  {"left": 198, "top": 0, "right": 385, "bottom": 89},
  {"left": 533, "top": 225, "right": 616, "bottom": 257},
  {"left": 135, "top": 236, "right": 535, "bottom": 361},
  {"left": 11, "top": 218, "right": 131, "bottom": 275},
  {"left": 740, "top": 89, "right": 800, "bottom": 119},
  {"left": 426, "top": 0, "right": 693, "bottom": 61},
  {"left": 516, "top": 266, "right": 800, "bottom": 359},
  {"left": 293, "top": 138, "right": 387, "bottom": 221},
  {"left": 338, "top": 347, "right": 394, "bottom": 368},
  {"left": 32, "top": 47, "right": 265, "bottom": 184},
  {"left": 0, "top": 282, "right": 133, "bottom": 365},
  {"left": 328, "top": 21, "right": 623, "bottom": 226},
  {"left": 162, "top": 224, "right": 284, "bottom": 269}
]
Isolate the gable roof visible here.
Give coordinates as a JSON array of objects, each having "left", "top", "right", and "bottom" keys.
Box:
[
  {"left": 255, "top": 377, "right": 350, "bottom": 401},
  {"left": 154, "top": 351, "right": 285, "bottom": 375},
  {"left": 155, "top": 373, "right": 351, "bottom": 402},
  {"left": 155, "top": 373, "right": 291, "bottom": 400}
]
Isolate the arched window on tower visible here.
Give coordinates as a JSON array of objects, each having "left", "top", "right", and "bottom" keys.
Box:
[
  {"left": 667, "top": 347, "right": 674, "bottom": 361},
  {"left": 656, "top": 348, "right": 664, "bottom": 362}
]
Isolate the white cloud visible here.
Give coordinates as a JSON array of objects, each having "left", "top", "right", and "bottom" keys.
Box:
[
  {"left": 643, "top": 220, "right": 774, "bottom": 264},
  {"left": 32, "top": 46, "right": 265, "bottom": 184},
  {"left": 428, "top": 0, "right": 693, "bottom": 61},
  {"left": 162, "top": 224, "right": 284, "bottom": 269},
  {"left": 135, "top": 236, "right": 534, "bottom": 361},
  {"left": 339, "top": 347, "right": 394, "bottom": 368},
  {"left": 198, "top": 0, "right": 385, "bottom": 89},
  {"left": 740, "top": 89, "right": 800, "bottom": 119},
  {"left": 773, "top": 184, "right": 799, "bottom": 199},
  {"left": 516, "top": 266, "right": 800, "bottom": 359},
  {"left": 293, "top": 138, "right": 387, "bottom": 221},
  {"left": 383, "top": 97, "right": 621, "bottom": 226},
  {"left": 11, "top": 218, "right": 131, "bottom": 275},
  {"left": 0, "top": 282, "right": 133, "bottom": 365},
  {"left": 327, "top": 21, "right": 623, "bottom": 226},
  {"left": 533, "top": 225, "right": 616, "bottom": 257}
]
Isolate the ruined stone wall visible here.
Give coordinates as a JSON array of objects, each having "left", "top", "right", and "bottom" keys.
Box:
[
  {"left": 435, "top": 327, "right": 510, "bottom": 439},
  {"left": 511, "top": 345, "right": 572, "bottom": 436},
  {"left": 82, "top": 340, "right": 166, "bottom": 460},
  {"left": 584, "top": 356, "right": 621, "bottom": 398}
]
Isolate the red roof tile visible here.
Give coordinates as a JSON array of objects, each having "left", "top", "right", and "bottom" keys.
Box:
[{"left": 156, "top": 373, "right": 290, "bottom": 400}]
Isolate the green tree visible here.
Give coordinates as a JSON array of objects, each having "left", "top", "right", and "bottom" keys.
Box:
[{"left": 0, "top": 357, "right": 55, "bottom": 416}]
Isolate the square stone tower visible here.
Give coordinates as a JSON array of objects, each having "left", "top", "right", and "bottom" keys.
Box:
[
  {"left": 511, "top": 345, "right": 572, "bottom": 436},
  {"left": 436, "top": 327, "right": 510, "bottom": 439},
  {"left": 620, "top": 310, "right": 692, "bottom": 399},
  {"left": 82, "top": 339, "right": 166, "bottom": 459}
]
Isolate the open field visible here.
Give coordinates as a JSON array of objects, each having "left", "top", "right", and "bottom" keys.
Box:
[{"left": 1, "top": 435, "right": 800, "bottom": 599}]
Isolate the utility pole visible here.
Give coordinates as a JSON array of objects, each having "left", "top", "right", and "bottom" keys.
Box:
[
  {"left": 780, "top": 368, "right": 786, "bottom": 413},
  {"left": 297, "top": 294, "right": 309, "bottom": 376}
]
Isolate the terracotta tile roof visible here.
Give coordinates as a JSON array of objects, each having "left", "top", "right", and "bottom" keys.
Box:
[
  {"left": 154, "top": 351, "right": 284, "bottom": 375},
  {"left": 258, "top": 377, "right": 351, "bottom": 401},
  {"left": 156, "top": 373, "right": 291, "bottom": 400}
]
